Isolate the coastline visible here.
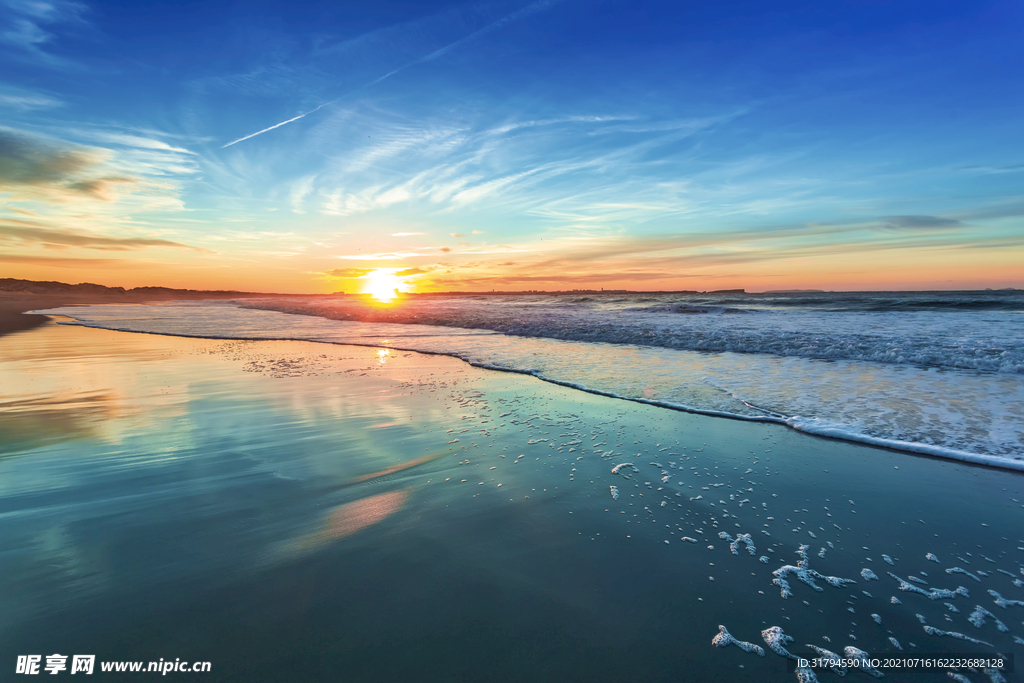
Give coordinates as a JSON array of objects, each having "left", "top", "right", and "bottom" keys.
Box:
[
  {"left": 1, "top": 319, "right": 1021, "bottom": 681},
  {"left": 0, "top": 290, "right": 290, "bottom": 338},
  {"left": 33, "top": 298, "right": 1024, "bottom": 473}
]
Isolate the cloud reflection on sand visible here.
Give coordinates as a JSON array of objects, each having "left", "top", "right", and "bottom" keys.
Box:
[{"left": 270, "top": 490, "right": 410, "bottom": 564}]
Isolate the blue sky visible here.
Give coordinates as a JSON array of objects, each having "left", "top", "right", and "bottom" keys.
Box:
[{"left": 1, "top": 0, "right": 1022, "bottom": 291}]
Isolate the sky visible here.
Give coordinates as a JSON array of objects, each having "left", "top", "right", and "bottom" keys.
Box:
[{"left": 0, "top": 0, "right": 1022, "bottom": 293}]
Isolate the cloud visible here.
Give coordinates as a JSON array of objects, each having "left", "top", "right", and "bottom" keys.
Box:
[
  {"left": 325, "top": 267, "right": 374, "bottom": 278},
  {"left": 0, "top": 129, "right": 98, "bottom": 182},
  {"left": 0, "top": 0, "right": 88, "bottom": 66},
  {"left": 290, "top": 175, "right": 316, "bottom": 214},
  {"left": 0, "top": 221, "right": 212, "bottom": 252},
  {"left": 472, "top": 230, "right": 484, "bottom": 234},
  {"left": 391, "top": 232, "right": 423, "bottom": 236},
  {"left": 0, "top": 129, "right": 145, "bottom": 203},
  {"left": 336, "top": 251, "right": 422, "bottom": 260},
  {"left": 0, "top": 86, "right": 61, "bottom": 110},
  {"left": 450, "top": 232, "right": 464, "bottom": 237},
  {"left": 960, "top": 163, "right": 1024, "bottom": 175},
  {"left": 881, "top": 215, "right": 963, "bottom": 230},
  {"left": 64, "top": 175, "right": 137, "bottom": 200},
  {"left": 394, "top": 267, "right": 429, "bottom": 276},
  {"left": 366, "top": 0, "right": 557, "bottom": 88},
  {"left": 85, "top": 132, "right": 196, "bottom": 155},
  {"left": 219, "top": 0, "right": 557, "bottom": 149},
  {"left": 0, "top": 253, "right": 124, "bottom": 267},
  {"left": 439, "top": 246, "right": 451, "bottom": 253}
]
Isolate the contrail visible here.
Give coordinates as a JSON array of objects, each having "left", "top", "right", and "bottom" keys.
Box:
[
  {"left": 221, "top": 101, "right": 334, "bottom": 148},
  {"left": 220, "top": 0, "right": 555, "bottom": 148}
]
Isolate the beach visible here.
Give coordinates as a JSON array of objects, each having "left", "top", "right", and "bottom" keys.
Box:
[{"left": 1, "top": 313, "right": 1021, "bottom": 681}]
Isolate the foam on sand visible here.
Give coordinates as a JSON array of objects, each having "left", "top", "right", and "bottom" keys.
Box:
[
  {"left": 987, "top": 589, "right": 1024, "bottom": 609},
  {"left": 773, "top": 551, "right": 857, "bottom": 599},
  {"left": 922, "top": 626, "right": 992, "bottom": 647},
  {"left": 711, "top": 625, "right": 765, "bottom": 656},
  {"left": 761, "top": 626, "right": 798, "bottom": 659},
  {"left": 805, "top": 644, "right": 847, "bottom": 676},
  {"left": 842, "top": 647, "right": 884, "bottom": 678},
  {"left": 967, "top": 606, "right": 1008, "bottom": 632},
  {"left": 946, "top": 567, "right": 981, "bottom": 582},
  {"left": 888, "top": 573, "right": 969, "bottom": 600}
]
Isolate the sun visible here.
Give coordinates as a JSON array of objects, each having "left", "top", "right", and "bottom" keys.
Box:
[{"left": 362, "top": 269, "right": 408, "bottom": 302}]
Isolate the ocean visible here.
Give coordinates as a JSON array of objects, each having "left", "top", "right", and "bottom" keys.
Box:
[
  {"left": 37, "top": 289, "right": 1024, "bottom": 468},
  {"left": 2, "top": 297, "right": 1023, "bottom": 681}
]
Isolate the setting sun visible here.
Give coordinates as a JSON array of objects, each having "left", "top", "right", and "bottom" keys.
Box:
[{"left": 362, "top": 269, "right": 408, "bottom": 301}]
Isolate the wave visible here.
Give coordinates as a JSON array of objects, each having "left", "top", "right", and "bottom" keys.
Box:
[
  {"left": 32, "top": 301, "right": 1024, "bottom": 466},
  {"left": 237, "top": 298, "right": 1024, "bottom": 375},
  {"left": 624, "top": 304, "right": 751, "bottom": 314}
]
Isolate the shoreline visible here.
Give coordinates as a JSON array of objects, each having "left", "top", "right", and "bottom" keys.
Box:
[
  {"left": 0, "top": 291, "right": 285, "bottom": 338},
  {"left": 31, "top": 303, "right": 1024, "bottom": 475}
]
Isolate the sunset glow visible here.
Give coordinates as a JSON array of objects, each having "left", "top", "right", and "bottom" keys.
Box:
[
  {"left": 361, "top": 270, "right": 409, "bottom": 302},
  {"left": 0, "top": 0, "right": 1020, "bottom": 293}
]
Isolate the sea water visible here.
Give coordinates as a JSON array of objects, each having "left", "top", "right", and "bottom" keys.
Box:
[
  {"left": 3, "top": 314, "right": 1022, "bottom": 682},
  {"left": 36, "top": 290, "right": 1024, "bottom": 467}
]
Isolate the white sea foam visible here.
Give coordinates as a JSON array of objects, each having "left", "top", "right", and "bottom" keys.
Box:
[
  {"left": 711, "top": 625, "right": 765, "bottom": 656},
  {"left": 983, "top": 669, "right": 1007, "bottom": 683},
  {"left": 967, "top": 605, "right": 1008, "bottom": 632},
  {"left": 888, "top": 573, "right": 968, "bottom": 600},
  {"left": 773, "top": 558, "right": 857, "bottom": 598},
  {"left": 947, "top": 567, "right": 981, "bottom": 582},
  {"left": 922, "top": 626, "right": 992, "bottom": 647},
  {"left": 761, "top": 626, "right": 797, "bottom": 659},
  {"left": 795, "top": 667, "right": 821, "bottom": 683},
  {"left": 719, "top": 531, "right": 756, "bottom": 556},
  {"left": 861, "top": 569, "right": 879, "bottom": 581},
  {"left": 611, "top": 463, "right": 639, "bottom": 477},
  {"left": 842, "top": 647, "right": 884, "bottom": 678},
  {"left": 987, "top": 590, "right": 1024, "bottom": 609},
  {"left": 804, "top": 644, "right": 846, "bottom": 676}
]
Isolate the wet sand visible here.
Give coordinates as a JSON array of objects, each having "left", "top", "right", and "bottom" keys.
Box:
[{"left": 0, "top": 320, "right": 1021, "bottom": 681}]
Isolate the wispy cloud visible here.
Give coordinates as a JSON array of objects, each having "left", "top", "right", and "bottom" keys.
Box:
[
  {"left": 0, "top": 221, "right": 212, "bottom": 251},
  {"left": 0, "top": 253, "right": 124, "bottom": 267},
  {"left": 290, "top": 175, "right": 316, "bottom": 214},
  {"left": 369, "top": 0, "right": 555, "bottom": 87},
  {"left": 0, "top": 0, "right": 88, "bottom": 67},
  {"left": 0, "top": 128, "right": 192, "bottom": 205},
  {"left": 0, "top": 128, "right": 114, "bottom": 201},
  {"left": 218, "top": 1, "right": 558, "bottom": 150},
  {"left": 336, "top": 251, "right": 423, "bottom": 260},
  {"left": 880, "top": 215, "right": 963, "bottom": 230},
  {"left": 959, "top": 163, "right": 1024, "bottom": 175},
  {"left": 324, "top": 267, "right": 374, "bottom": 278},
  {"left": 0, "top": 85, "right": 62, "bottom": 110}
]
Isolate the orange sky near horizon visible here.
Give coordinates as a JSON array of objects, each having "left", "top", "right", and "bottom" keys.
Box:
[{"left": 2, "top": 239, "right": 1021, "bottom": 294}]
